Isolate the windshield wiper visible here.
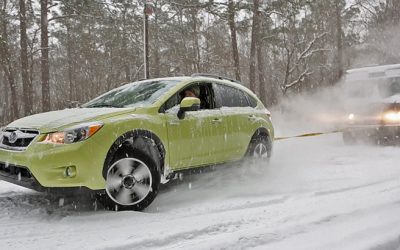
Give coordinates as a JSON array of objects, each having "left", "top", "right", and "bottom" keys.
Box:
[{"left": 87, "top": 103, "right": 123, "bottom": 108}]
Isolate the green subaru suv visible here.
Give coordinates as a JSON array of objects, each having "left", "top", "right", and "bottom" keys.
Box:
[{"left": 0, "top": 74, "right": 274, "bottom": 210}]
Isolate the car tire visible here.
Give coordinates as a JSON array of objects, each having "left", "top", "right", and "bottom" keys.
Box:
[
  {"left": 102, "top": 148, "right": 160, "bottom": 211},
  {"left": 247, "top": 135, "right": 272, "bottom": 160}
]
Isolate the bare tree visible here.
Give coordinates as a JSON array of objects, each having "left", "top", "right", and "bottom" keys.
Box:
[
  {"left": 0, "top": 0, "right": 389, "bottom": 123},
  {"left": 0, "top": 0, "right": 19, "bottom": 120},
  {"left": 19, "top": 0, "right": 32, "bottom": 115},
  {"left": 257, "top": 20, "right": 266, "bottom": 105},
  {"left": 249, "top": 0, "right": 260, "bottom": 92},
  {"left": 41, "top": 0, "right": 50, "bottom": 111},
  {"left": 280, "top": 33, "right": 327, "bottom": 93},
  {"left": 188, "top": 6, "right": 201, "bottom": 73},
  {"left": 228, "top": 0, "right": 240, "bottom": 81},
  {"left": 144, "top": 1, "right": 151, "bottom": 79},
  {"left": 335, "top": 0, "right": 343, "bottom": 81}
]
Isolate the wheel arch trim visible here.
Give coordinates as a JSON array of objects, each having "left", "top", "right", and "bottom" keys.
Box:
[{"left": 102, "top": 129, "right": 166, "bottom": 179}]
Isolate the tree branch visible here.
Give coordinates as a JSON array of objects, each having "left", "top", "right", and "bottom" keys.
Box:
[{"left": 281, "top": 69, "right": 313, "bottom": 92}]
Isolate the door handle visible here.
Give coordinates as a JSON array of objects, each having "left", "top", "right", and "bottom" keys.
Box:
[
  {"left": 211, "top": 118, "right": 222, "bottom": 124},
  {"left": 169, "top": 121, "right": 179, "bottom": 126},
  {"left": 248, "top": 115, "right": 257, "bottom": 121}
]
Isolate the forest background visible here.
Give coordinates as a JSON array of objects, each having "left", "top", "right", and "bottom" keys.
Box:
[{"left": 0, "top": 0, "right": 399, "bottom": 125}]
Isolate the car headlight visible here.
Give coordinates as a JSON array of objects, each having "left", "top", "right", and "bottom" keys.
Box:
[
  {"left": 348, "top": 113, "right": 355, "bottom": 120},
  {"left": 383, "top": 111, "right": 400, "bottom": 122},
  {"left": 41, "top": 122, "right": 103, "bottom": 144}
]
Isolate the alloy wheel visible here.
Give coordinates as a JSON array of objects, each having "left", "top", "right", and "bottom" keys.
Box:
[
  {"left": 106, "top": 158, "right": 153, "bottom": 206},
  {"left": 253, "top": 142, "right": 269, "bottom": 158}
]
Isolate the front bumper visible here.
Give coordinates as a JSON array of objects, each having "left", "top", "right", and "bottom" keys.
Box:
[
  {"left": 0, "top": 161, "right": 44, "bottom": 191},
  {"left": 343, "top": 124, "right": 400, "bottom": 141},
  {"left": 0, "top": 132, "right": 110, "bottom": 191}
]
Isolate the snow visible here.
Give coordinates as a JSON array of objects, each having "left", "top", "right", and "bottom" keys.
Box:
[{"left": 1, "top": 132, "right": 400, "bottom": 249}]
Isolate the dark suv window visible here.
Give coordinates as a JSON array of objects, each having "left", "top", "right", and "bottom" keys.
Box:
[{"left": 214, "top": 84, "right": 251, "bottom": 108}]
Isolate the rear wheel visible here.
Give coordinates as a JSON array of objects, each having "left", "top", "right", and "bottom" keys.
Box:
[
  {"left": 247, "top": 135, "right": 272, "bottom": 160},
  {"left": 102, "top": 149, "right": 160, "bottom": 211}
]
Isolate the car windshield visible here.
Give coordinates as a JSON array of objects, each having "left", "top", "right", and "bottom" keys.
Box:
[
  {"left": 344, "top": 80, "right": 381, "bottom": 98},
  {"left": 384, "top": 77, "right": 400, "bottom": 96},
  {"left": 344, "top": 78, "right": 400, "bottom": 99},
  {"left": 83, "top": 79, "right": 180, "bottom": 108}
]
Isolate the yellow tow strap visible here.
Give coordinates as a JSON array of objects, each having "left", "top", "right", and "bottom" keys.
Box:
[{"left": 274, "top": 130, "right": 342, "bottom": 141}]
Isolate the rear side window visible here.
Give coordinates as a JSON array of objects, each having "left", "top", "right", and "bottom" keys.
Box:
[
  {"left": 214, "top": 84, "right": 251, "bottom": 108},
  {"left": 245, "top": 93, "right": 258, "bottom": 108}
]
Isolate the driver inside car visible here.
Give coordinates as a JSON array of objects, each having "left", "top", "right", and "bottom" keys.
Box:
[
  {"left": 180, "top": 85, "right": 210, "bottom": 109},
  {"left": 183, "top": 86, "right": 200, "bottom": 98}
]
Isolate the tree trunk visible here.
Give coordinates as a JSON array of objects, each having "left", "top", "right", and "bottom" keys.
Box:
[
  {"left": 388, "top": 0, "right": 400, "bottom": 25},
  {"left": 41, "top": 0, "right": 50, "bottom": 111},
  {"left": 143, "top": 2, "right": 150, "bottom": 79},
  {"left": 257, "top": 38, "right": 266, "bottom": 105},
  {"left": 228, "top": 0, "right": 241, "bottom": 81},
  {"left": 249, "top": 0, "right": 260, "bottom": 92},
  {"left": 153, "top": 1, "right": 160, "bottom": 77},
  {"left": 2, "top": 73, "right": 9, "bottom": 124},
  {"left": 66, "top": 25, "right": 75, "bottom": 102},
  {"left": 0, "top": 0, "right": 19, "bottom": 120},
  {"left": 191, "top": 9, "right": 201, "bottom": 73},
  {"left": 122, "top": 5, "right": 131, "bottom": 82},
  {"left": 19, "top": 0, "right": 32, "bottom": 115},
  {"left": 335, "top": 0, "right": 343, "bottom": 82}
]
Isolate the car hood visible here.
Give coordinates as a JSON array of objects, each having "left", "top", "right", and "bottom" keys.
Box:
[
  {"left": 382, "top": 94, "right": 400, "bottom": 104},
  {"left": 7, "top": 108, "right": 135, "bottom": 133}
]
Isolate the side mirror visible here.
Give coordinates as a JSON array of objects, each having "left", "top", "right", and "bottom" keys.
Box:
[{"left": 177, "top": 97, "right": 200, "bottom": 119}]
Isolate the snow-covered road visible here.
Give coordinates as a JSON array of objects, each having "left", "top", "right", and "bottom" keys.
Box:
[{"left": 1, "top": 134, "right": 400, "bottom": 250}]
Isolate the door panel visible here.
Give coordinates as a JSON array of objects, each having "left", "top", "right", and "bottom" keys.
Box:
[
  {"left": 220, "top": 107, "right": 253, "bottom": 159},
  {"left": 165, "top": 109, "right": 224, "bottom": 170},
  {"left": 213, "top": 83, "right": 256, "bottom": 161}
]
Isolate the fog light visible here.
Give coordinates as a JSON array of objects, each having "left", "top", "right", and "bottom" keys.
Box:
[{"left": 65, "top": 166, "right": 76, "bottom": 177}]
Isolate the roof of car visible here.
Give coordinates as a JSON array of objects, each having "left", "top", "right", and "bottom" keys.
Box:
[
  {"left": 346, "top": 64, "right": 400, "bottom": 74},
  {"left": 140, "top": 75, "right": 250, "bottom": 92},
  {"left": 148, "top": 75, "right": 260, "bottom": 107},
  {"left": 136, "top": 74, "right": 258, "bottom": 98},
  {"left": 345, "top": 64, "right": 400, "bottom": 82}
]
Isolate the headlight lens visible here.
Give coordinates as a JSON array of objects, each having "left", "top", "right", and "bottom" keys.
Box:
[
  {"left": 41, "top": 122, "right": 103, "bottom": 144},
  {"left": 383, "top": 112, "right": 400, "bottom": 122},
  {"left": 348, "top": 113, "right": 355, "bottom": 120}
]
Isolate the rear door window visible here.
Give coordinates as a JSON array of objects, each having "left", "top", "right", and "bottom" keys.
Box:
[
  {"left": 245, "top": 93, "right": 258, "bottom": 108},
  {"left": 214, "top": 84, "right": 251, "bottom": 108}
]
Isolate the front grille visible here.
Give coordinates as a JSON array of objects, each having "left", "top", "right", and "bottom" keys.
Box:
[
  {"left": 2, "top": 135, "right": 35, "bottom": 147},
  {"left": 0, "top": 128, "right": 39, "bottom": 151},
  {"left": 0, "top": 162, "right": 32, "bottom": 180}
]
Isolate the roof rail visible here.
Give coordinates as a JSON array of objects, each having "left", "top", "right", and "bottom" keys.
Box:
[{"left": 191, "top": 73, "right": 241, "bottom": 84}]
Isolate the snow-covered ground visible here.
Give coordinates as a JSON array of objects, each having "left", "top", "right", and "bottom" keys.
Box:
[{"left": 1, "top": 132, "right": 400, "bottom": 250}]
